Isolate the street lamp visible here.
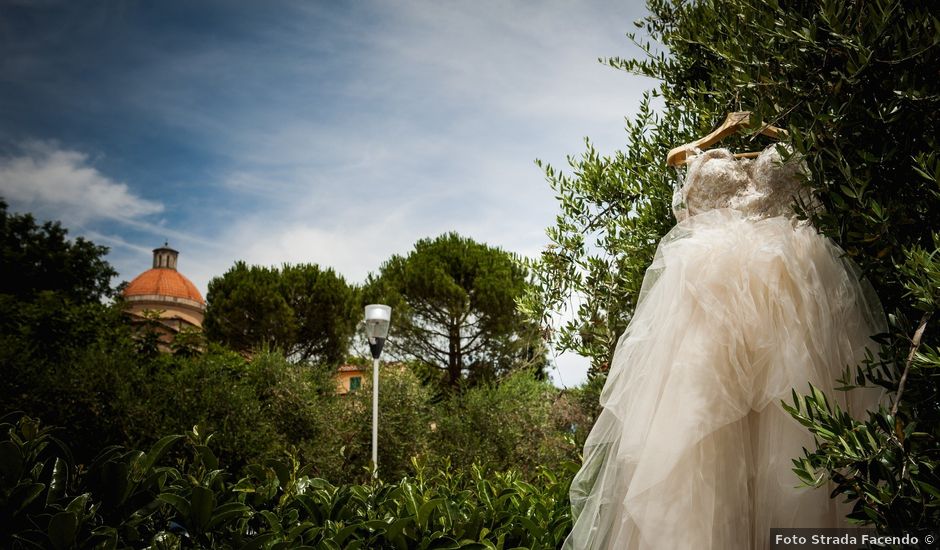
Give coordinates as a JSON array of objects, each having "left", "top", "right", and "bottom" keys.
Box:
[{"left": 364, "top": 304, "right": 391, "bottom": 475}]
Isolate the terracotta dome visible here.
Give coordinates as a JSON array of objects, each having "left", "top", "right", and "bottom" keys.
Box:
[
  {"left": 124, "top": 268, "right": 204, "bottom": 304},
  {"left": 123, "top": 245, "right": 205, "bottom": 307}
]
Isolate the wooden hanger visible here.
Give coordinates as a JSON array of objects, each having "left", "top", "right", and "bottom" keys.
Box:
[{"left": 666, "top": 111, "right": 788, "bottom": 166}]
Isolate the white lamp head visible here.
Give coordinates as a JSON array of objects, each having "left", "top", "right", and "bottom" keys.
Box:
[{"left": 364, "top": 304, "right": 391, "bottom": 358}]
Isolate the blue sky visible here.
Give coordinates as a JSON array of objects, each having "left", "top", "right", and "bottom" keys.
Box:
[{"left": 0, "top": 0, "right": 657, "bottom": 387}]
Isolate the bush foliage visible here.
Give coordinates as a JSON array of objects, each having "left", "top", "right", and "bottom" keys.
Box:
[
  {"left": 0, "top": 414, "right": 575, "bottom": 549},
  {"left": 0, "top": 201, "right": 587, "bottom": 544}
]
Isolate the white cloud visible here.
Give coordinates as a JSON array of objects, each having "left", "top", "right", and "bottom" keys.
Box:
[
  {"left": 211, "top": 203, "right": 423, "bottom": 284},
  {"left": 2, "top": 1, "right": 660, "bottom": 387},
  {"left": 0, "top": 141, "right": 164, "bottom": 225},
  {"left": 550, "top": 351, "right": 591, "bottom": 388},
  {"left": 159, "top": 2, "right": 652, "bottom": 389}
]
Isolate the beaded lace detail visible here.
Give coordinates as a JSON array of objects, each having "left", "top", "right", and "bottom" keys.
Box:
[{"left": 672, "top": 145, "right": 821, "bottom": 223}]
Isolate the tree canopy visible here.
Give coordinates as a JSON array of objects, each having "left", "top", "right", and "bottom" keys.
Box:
[
  {"left": 204, "top": 262, "right": 358, "bottom": 365},
  {"left": 367, "top": 232, "right": 546, "bottom": 387},
  {"left": 0, "top": 208, "right": 585, "bottom": 488},
  {"left": 0, "top": 199, "right": 116, "bottom": 303},
  {"left": 0, "top": 199, "right": 121, "bottom": 369}
]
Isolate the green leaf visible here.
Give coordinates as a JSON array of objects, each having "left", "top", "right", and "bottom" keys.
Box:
[
  {"left": 286, "top": 521, "right": 316, "bottom": 541},
  {"left": 157, "top": 492, "right": 190, "bottom": 518},
  {"left": 65, "top": 493, "right": 90, "bottom": 516},
  {"left": 207, "top": 501, "right": 249, "bottom": 529},
  {"left": 334, "top": 523, "right": 359, "bottom": 545},
  {"left": 46, "top": 457, "right": 68, "bottom": 505},
  {"left": 195, "top": 445, "right": 219, "bottom": 471},
  {"left": 90, "top": 526, "right": 118, "bottom": 550},
  {"left": 12, "top": 482, "right": 46, "bottom": 514},
  {"left": 265, "top": 459, "right": 291, "bottom": 489},
  {"left": 189, "top": 486, "right": 216, "bottom": 531},
  {"left": 517, "top": 515, "right": 543, "bottom": 539},
  {"left": 417, "top": 498, "right": 444, "bottom": 531},
  {"left": 916, "top": 481, "right": 940, "bottom": 499},
  {"left": 47, "top": 511, "right": 78, "bottom": 550},
  {"left": 139, "top": 435, "right": 184, "bottom": 473},
  {"left": 232, "top": 476, "right": 257, "bottom": 493},
  {"left": 0, "top": 440, "right": 24, "bottom": 487},
  {"left": 99, "top": 460, "right": 129, "bottom": 507},
  {"left": 260, "top": 509, "right": 282, "bottom": 533},
  {"left": 385, "top": 516, "right": 413, "bottom": 546},
  {"left": 241, "top": 533, "right": 278, "bottom": 550}
]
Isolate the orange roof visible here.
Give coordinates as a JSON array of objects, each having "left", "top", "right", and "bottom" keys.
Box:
[
  {"left": 338, "top": 364, "right": 367, "bottom": 372},
  {"left": 124, "top": 268, "right": 205, "bottom": 304}
]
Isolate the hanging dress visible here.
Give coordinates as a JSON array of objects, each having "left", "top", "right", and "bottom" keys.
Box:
[{"left": 563, "top": 145, "right": 885, "bottom": 550}]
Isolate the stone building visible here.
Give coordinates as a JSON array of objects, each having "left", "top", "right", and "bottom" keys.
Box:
[
  {"left": 123, "top": 244, "right": 205, "bottom": 343},
  {"left": 124, "top": 245, "right": 369, "bottom": 394},
  {"left": 335, "top": 364, "right": 368, "bottom": 394}
]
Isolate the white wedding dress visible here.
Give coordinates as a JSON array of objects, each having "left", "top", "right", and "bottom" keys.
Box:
[{"left": 564, "top": 146, "right": 885, "bottom": 550}]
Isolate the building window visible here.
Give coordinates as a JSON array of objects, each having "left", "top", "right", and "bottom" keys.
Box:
[{"left": 349, "top": 377, "right": 361, "bottom": 391}]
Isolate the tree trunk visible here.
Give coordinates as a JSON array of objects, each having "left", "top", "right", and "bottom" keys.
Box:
[{"left": 447, "top": 322, "right": 461, "bottom": 386}]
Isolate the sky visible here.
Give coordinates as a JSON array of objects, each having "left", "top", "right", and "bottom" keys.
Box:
[{"left": 0, "top": 0, "right": 658, "bottom": 387}]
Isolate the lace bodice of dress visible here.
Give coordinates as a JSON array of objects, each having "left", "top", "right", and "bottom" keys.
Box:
[{"left": 673, "top": 144, "right": 821, "bottom": 223}]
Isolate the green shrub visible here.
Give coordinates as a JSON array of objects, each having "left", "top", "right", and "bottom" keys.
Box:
[
  {"left": 322, "top": 366, "right": 435, "bottom": 484},
  {"left": 141, "top": 349, "right": 287, "bottom": 471},
  {"left": 432, "top": 371, "right": 578, "bottom": 477},
  {"left": 0, "top": 413, "right": 576, "bottom": 549}
]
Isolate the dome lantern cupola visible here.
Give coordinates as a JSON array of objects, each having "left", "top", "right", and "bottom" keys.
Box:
[{"left": 153, "top": 243, "right": 179, "bottom": 270}]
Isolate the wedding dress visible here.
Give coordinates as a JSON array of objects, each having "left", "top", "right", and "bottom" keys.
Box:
[{"left": 564, "top": 145, "right": 885, "bottom": 550}]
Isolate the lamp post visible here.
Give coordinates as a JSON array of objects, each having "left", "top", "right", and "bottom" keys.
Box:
[{"left": 364, "top": 304, "right": 391, "bottom": 475}]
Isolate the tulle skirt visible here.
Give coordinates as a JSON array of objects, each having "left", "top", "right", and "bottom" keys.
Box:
[{"left": 564, "top": 209, "right": 885, "bottom": 550}]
